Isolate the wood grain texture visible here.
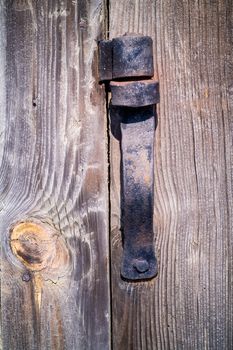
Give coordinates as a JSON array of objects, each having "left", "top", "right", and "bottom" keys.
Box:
[
  {"left": 109, "top": 1, "right": 233, "bottom": 349},
  {"left": 0, "top": 1, "right": 110, "bottom": 349}
]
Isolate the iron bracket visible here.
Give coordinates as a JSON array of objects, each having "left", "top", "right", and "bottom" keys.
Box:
[{"left": 98, "top": 34, "right": 159, "bottom": 280}]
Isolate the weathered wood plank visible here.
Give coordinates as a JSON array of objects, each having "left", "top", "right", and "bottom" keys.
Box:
[
  {"left": 0, "top": 1, "right": 110, "bottom": 349},
  {"left": 109, "top": 1, "right": 233, "bottom": 349}
]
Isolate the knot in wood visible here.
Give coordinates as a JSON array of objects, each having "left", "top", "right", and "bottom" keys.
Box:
[{"left": 10, "top": 221, "right": 69, "bottom": 273}]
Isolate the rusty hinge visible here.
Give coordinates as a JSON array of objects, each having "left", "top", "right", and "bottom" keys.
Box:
[{"left": 98, "top": 34, "right": 159, "bottom": 281}]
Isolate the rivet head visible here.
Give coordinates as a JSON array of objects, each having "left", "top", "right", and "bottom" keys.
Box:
[
  {"left": 133, "top": 259, "right": 149, "bottom": 273},
  {"left": 22, "top": 272, "right": 31, "bottom": 282}
]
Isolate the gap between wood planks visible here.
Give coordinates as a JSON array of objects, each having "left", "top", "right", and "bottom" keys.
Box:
[{"left": 104, "top": 0, "right": 114, "bottom": 349}]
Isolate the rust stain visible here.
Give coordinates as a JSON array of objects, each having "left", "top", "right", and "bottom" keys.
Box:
[{"left": 126, "top": 150, "right": 151, "bottom": 186}]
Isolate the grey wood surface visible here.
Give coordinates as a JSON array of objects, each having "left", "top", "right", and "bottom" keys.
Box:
[
  {"left": 0, "top": 1, "right": 110, "bottom": 349},
  {"left": 109, "top": 1, "right": 233, "bottom": 349},
  {"left": 1, "top": 1, "right": 233, "bottom": 349}
]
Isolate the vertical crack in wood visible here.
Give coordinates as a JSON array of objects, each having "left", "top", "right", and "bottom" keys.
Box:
[{"left": 102, "top": 0, "right": 113, "bottom": 348}]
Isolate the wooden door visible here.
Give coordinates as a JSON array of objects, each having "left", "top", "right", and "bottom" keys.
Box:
[{"left": 0, "top": 1, "right": 232, "bottom": 350}]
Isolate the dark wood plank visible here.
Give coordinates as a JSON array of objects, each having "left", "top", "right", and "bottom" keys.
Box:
[
  {"left": 0, "top": 1, "right": 110, "bottom": 349},
  {"left": 109, "top": 1, "right": 233, "bottom": 349}
]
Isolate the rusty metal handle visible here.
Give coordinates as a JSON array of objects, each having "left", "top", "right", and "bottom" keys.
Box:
[{"left": 98, "top": 35, "right": 159, "bottom": 280}]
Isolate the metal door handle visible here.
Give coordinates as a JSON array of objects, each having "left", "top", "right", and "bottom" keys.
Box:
[{"left": 99, "top": 35, "right": 159, "bottom": 280}]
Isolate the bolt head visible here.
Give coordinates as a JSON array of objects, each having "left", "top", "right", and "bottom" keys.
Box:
[
  {"left": 22, "top": 272, "right": 31, "bottom": 282},
  {"left": 133, "top": 259, "right": 149, "bottom": 273}
]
